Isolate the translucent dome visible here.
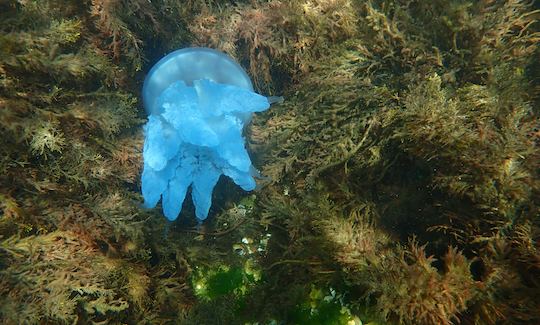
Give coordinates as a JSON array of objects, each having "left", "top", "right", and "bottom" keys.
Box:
[{"left": 142, "top": 47, "right": 253, "bottom": 115}]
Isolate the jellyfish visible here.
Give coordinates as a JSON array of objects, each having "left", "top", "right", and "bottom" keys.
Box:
[{"left": 140, "top": 47, "right": 275, "bottom": 222}]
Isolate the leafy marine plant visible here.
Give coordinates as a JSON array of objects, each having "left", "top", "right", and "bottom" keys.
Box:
[
  {"left": 287, "top": 286, "right": 363, "bottom": 325},
  {"left": 0, "top": 231, "right": 130, "bottom": 323},
  {"left": 320, "top": 204, "right": 477, "bottom": 324},
  {"left": 1, "top": 0, "right": 539, "bottom": 324},
  {"left": 249, "top": 0, "right": 539, "bottom": 323},
  {"left": 190, "top": 0, "right": 360, "bottom": 90},
  {"left": 368, "top": 243, "right": 476, "bottom": 325},
  {"left": 0, "top": 1, "right": 162, "bottom": 322}
]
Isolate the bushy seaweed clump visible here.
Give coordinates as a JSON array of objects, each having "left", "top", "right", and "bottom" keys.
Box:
[
  {"left": 248, "top": 0, "right": 540, "bottom": 324},
  {"left": 189, "top": 0, "right": 358, "bottom": 91},
  {"left": 1, "top": 0, "right": 539, "bottom": 324},
  {"left": 0, "top": 0, "right": 188, "bottom": 323}
]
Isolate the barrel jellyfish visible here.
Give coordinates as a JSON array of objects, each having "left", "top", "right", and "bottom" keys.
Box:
[{"left": 141, "top": 47, "right": 273, "bottom": 221}]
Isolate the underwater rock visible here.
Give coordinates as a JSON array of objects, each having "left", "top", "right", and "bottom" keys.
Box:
[{"left": 141, "top": 48, "right": 270, "bottom": 221}]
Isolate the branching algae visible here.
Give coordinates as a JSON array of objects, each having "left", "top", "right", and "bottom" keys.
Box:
[{"left": 0, "top": 0, "right": 538, "bottom": 324}]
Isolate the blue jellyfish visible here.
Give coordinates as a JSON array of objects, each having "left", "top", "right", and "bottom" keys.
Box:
[{"left": 141, "top": 47, "right": 274, "bottom": 222}]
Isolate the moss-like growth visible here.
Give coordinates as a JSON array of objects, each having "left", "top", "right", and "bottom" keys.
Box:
[{"left": 1, "top": 0, "right": 538, "bottom": 324}]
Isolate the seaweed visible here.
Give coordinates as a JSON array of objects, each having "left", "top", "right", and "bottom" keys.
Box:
[
  {"left": 1, "top": 0, "right": 538, "bottom": 323},
  {"left": 190, "top": 0, "right": 360, "bottom": 91}
]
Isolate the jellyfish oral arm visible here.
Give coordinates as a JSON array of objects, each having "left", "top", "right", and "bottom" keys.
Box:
[{"left": 141, "top": 79, "right": 270, "bottom": 221}]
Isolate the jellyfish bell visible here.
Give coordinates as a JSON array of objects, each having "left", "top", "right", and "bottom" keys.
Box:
[{"left": 142, "top": 47, "right": 254, "bottom": 116}]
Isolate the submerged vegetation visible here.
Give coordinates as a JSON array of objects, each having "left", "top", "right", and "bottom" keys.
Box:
[{"left": 1, "top": 0, "right": 539, "bottom": 324}]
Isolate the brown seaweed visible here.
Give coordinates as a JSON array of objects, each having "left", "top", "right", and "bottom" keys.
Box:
[{"left": 1, "top": 0, "right": 538, "bottom": 324}]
